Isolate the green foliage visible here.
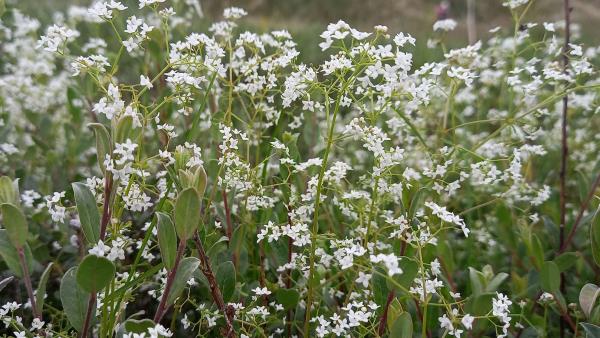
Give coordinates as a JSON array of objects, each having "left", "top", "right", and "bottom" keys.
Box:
[
  {"left": 173, "top": 188, "right": 201, "bottom": 240},
  {"left": 0, "top": 203, "right": 28, "bottom": 248},
  {"left": 61, "top": 267, "right": 93, "bottom": 332},
  {"left": 156, "top": 212, "right": 177, "bottom": 270},
  {"left": 72, "top": 182, "right": 101, "bottom": 245},
  {"left": 166, "top": 257, "right": 200, "bottom": 306},
  {"left": 76, "top": 255, "right": 115, "bottom": 293}
]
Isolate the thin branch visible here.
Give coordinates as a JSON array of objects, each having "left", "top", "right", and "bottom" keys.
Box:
[
  {"left": 559, "top": 172, "right": 600, "bottom": 253},
  {"left": 377, "top": 290, "right": 395, "bottom": 336},
  {"left": 153, "top": 239, "right": 186, "bottom": 323},
  {"left": 79, "top": 293, "right": 96, "bottom": 338},
  {"left": 558, "top": 0, "right": 572, "bottom": 337},
  {"left": 193, "top": 232, "right": 236, "bottom": 337},
  {"left": 17, "top": 247, "right": 39, "bottom": 319}
]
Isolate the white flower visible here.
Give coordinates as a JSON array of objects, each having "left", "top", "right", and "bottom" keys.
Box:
[
  {"left": 543, "top": 22, "right": 555, "bottom": 32},
  {"left": 253, "top": 287, "right": 271, "bottom": 296},
  {"left": 356, "top": 272, "right": 372, "bottom": 288},
  {"left": 139, "top": 0, "right": 166, "bottom": 9},
  {"left": 503, "top": 0, "right": 529, "bottom": 9},
  {"left": 461, "top": 314, "right": 474, "bottom": 329},
  {"left": 37, "top": 25, "right": 79, "bottom": 52},
  {"left": 370, "top": 253, "right": 402, "bottom": 276},
  {"left": 140, "top": 75, "right": 153, "bottom": 89},
  {"left": 433, "top": 19, "right": 457, "bottom": 32},
  {"left": 223, "top": 7, "right": 247, "bottom": 20}
]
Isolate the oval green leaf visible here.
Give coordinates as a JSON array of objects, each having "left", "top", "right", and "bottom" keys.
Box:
[
  {"left": 72, "top": 182, "right": 101, "bottom": 245},
  {"left": 275, "top": 288, "right": 299, "bottom": 310},
  {"left": 390, "top": 312, "right": 412, "bottom": 338},
  {"left": 0, "top": 203, "right": 28, "bottom": 248},
  {"left": 166, "top": 257, "right": 200, "bottom": 306},
  {"left": 580, "top": 284, "right": 600, "bottom": 318},
  {"left": 216, "top": 261, "right": 236, "bottom": 303},
  {"left": 0, "top": 229, "right": 33, "bottom": 277},
  {"left": 540, "top": 260, "right": 560, "bottom": 293},
  {"left": 76, "top": 255, "right": 115, "bottom": 293},
  {"left": 88, "top": 123, "right": 111, "bottom": 174},
  {"left": 61, "top": 267, "right": 93, "bottom": 332},
  {"left": 156, "top": 212, "right": 177, "bottom": 271},
  {"left": 174, "top": 188, "right": 201, "bottom": 240}
]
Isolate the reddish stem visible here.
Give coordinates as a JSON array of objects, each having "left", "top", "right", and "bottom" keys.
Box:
[
  {"left": 377, "top": 290, "right": 395, "bottom": 336},
  {"left": 17, "top": 247, "right": 39, "bottom": 319},
  {"left": 153, "top": 239, "right": 186, "bottom": 323},
  {"left": 79, "top": 293, "right": 96, "bottom": 338},
  {"left": 193, "top": 233, "right": 235, "bottom": 337},
  {"left": 560, "top": 172, "right": 600, "bottom": 253},
  {"left": 99, "top": 176, "right": 113, "bottom": 240}
]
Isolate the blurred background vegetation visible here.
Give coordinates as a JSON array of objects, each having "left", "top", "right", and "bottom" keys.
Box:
[{"left": 9, "top": 0, "right": 600, "bottom": 65}]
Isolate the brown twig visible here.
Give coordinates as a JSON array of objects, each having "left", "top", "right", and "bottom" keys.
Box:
[
  {"left": 79, "top": 293, "right": 96, "bottom": 338},
  {"left": 80, "top": 176, "right": 112, "bottom": 337},
  {"left": 222, "top": 189, "right": 237, "bottom": 268},
  {"left": 559, "top": 172, "right": 600, "bottom": 253},
  {"left": 377, "top": 290, "right": 395, "bottom": 336},
  {"left": 99, "top": 176, "right": 113, "bottom": 240},
  {"left": 558, "top": 1, "right": 572, "bottom": 337},
  {"left": 153, "top": 239, "right": 187, "bottom": 323},
  {"left": 193, "top": 232, "right": 236, "bottom": 337},
  {"left": 17, "top": 247, "right": 39, "bottom": 319}
]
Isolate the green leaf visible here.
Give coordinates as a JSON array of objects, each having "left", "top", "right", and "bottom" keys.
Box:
[
  {"left": 530, "top": 234, "right": 545, "bottom": 269},
  {"left": 72, "top": 182, "right": 101, "bottom": 245},
  {"left": 275, "top": 288, "right": 299, "bottom": 310},
  {"left": 393, "top": 258, "right": 418, "bottom": 289},
  {"left": 174, "top": 188, "right": 201, "bottom": 240},
  {"left": 0, "top": 276, "right": 13, "bottom": 292},
  {"left": 88, "top": 123, "right": 111, "bottom": 175},
  {"left": 580, "top": 284, "right": 600, "bottom": 318},
  {"left": 581, "top": 322, "right": 600, "bottom": 338},
  {"left": 486, "top": 272, "right": 509, "bottom": 293},
  {"left": 373, "top": 267, "right": 389, "bottom": 306},
  {"left": 540, "top": 261, "right": 560, "bottom": 293},
  {"left": 389, "top": 312, "right": 412, "bottom": 338},
  {"left": 466, "top": 292, "right": 495, "bottom": 316},
  {"left": 554, "top": 252, "right": 578, "bottom": 272},
  {"left": 0, "top": 176, "right": 19, "bottom": 205},
  {"left": 193, "top": 166, "right": 207, "bottom": 197},
  {"left": 0, "top": 230, "right": 32, "bottom": 277},
  {"left": 167, "top": 257, "right": 200, "bottom": 306},
  {"left": 469, "top": 267, "right": 485, "bottom": 296},
  {"left": 408, "top": 187, "right": 426, "bottom": 219},
  {"left": 0, "top": 0, "right": 5, "bottom": 18},
  {"left": 216, "top": 261, "right": 236, "bottom": 303},
  {"left": 386, "top": 298, "right": 402, "bottom": 332},
  {"left": 123, "top": 318, "right": 154, "bottom": 334},
  {"left": 0, "top": 203, "right": 28, "bottom": 248},
  {"left": 36, "top": 262, "right": 54, "bottom": 313},
  {"left": 156, "top": 212, "right": 177, "bottom": 271},
  {"left": 61, "top": 267, "right": 93, "bottom": 332},
  {"left": 76, "top": 255, "right": 115, "bottom": 293},
  {"left": 591, "top": 207, "right": 600, "bottom": 267}
]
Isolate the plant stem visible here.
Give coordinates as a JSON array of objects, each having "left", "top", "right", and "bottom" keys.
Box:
[
  {"left": 222, "top": 188, "right": 237, "bottom": 268},
  {"left": 17, "top": 247, "right": 39, "bottom": 319},
  {"left": 99, "top": 176, "right": 113, "bottom": 240},
  {"left": 377, "top": 290, "right": 395, "bottom": 336},
  {"left": 80, "top": 293, "right": 96, "bottom": 338},
  {"left": 558, "top": 0, "right": 571, "bottom": 336},
  {"left": 560, "top": 172, "right": 600, "bottom": 253},
  {"left": 80, "top": 176, "right": 113, "bottom": 337},
  {"left": 153, "top": 239, "right": 186, "bottom": 323},
  {"left": 193, "top": 232, "right": 236, "bottom": 337}
]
